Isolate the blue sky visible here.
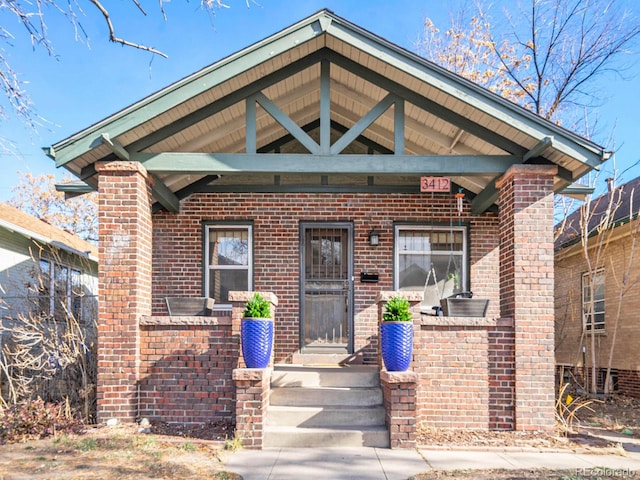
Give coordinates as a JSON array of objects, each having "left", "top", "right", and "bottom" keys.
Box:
[{"left": 1, "top": 0, "right": 639, "bottom": 200}]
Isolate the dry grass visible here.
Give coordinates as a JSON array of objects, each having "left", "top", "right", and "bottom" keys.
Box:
[{"left": 0, "top": 423, "right": 239, "bottom": 480}]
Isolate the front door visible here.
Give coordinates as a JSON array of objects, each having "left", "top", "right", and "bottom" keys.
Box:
[{"left": 300, "top": 223, "right": 353, "bottom": 353}]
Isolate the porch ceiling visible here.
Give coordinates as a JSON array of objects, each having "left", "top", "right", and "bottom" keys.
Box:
[{"left": 47, "top": 9, "right": 608, "bottom": 213}]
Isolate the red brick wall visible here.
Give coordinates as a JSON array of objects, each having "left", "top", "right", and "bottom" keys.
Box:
[
  {"left": 152, "top": 192, "right": 500, "bottom": 363},
  {"left": 381, "top": 370, "right": 418, "bottom": 448},
  {"left": 488, "top": 323, "right": 516, "bottom": 429},
  {"left": 496, "top": 165, "right": 557, "bottom": 431},
  {"left": 555, "top": 226, "right": 640, "bottom": 399},
  {"left": 414, "top": 318, "right": 515, "bottom": 429},
  {"left": 138, "top": 319, "right": 238, "bottom": 423},
  {"left": 96, "top": 161, "right": 153, "bottom": 423}
]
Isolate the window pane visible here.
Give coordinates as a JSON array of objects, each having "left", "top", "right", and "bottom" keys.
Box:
[
  {"left": 209, "top": 230, "right": 248, "bottom": 266},
  {"left": 396, "top": 227, "right": 466, "bottom": 294},
  {"left": 205, "top": 226, "right": 252, "bottom": 306},
  {"left": 54, "top": 265, "right": 69, "bottom": 320},
  {"left": 399, "top": 253, "right": 463, "bottom": 293},
  {"left": 37, "top": 259, "right": 51, "bottom": 316},
  {"left": 398, "top": 253, "right": 430, "bottom": 290},
  {"left": 71, "top": 269, "right": 82, "bottom": 295},
  {"left": 398, "top": 231, "right": 430, "bottom": 252},
  {"left": 209, "top": 269, "right": 249, "bottom": 303},
  {"left": 583, "top": 269, "right": 605, "bottom": 331}
]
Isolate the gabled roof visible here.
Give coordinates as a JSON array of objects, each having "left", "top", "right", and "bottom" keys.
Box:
[
  {"left": 47, "top": 9, "right": 608, "bottom": 213},
  {"left": 555, "top": 176, "right": 640, "bottom": 250},
  {"left": 0, "top": 203, "right": 98, "bottom": 261}
]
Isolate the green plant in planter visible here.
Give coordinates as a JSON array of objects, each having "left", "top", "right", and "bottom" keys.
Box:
[
  {"left": 380, "top": 295, "right": 413, "bottom": 371},
  {"left": 382, "top": 296, "right": 412, "bottom": 322},
  {"left": 243, "top": 293, "right": 272, "bottom": 318}
]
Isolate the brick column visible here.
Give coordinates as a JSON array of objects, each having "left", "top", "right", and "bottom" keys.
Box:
[
  {"left": 233, "top": 368, "right": 271, "bottom": 449},
  {"left": 96, "top": 161, "right": 154, "bottom": 423},
  {"left": 380, "top": 370, "right": 418, "bottom": 448},
  {"left": 495, "top": 164, "right": 556, "bottom": 431}
]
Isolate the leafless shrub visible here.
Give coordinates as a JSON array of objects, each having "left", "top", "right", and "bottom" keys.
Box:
[{"left": 0, "top": 246, "right": 97, "bottom": 423}]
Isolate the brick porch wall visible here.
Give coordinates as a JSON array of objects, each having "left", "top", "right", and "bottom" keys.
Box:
[
  {"left": 151, "top": 193, "right": 500, "bottom": 364},
  {"left": 414, "top": 317, "right": 516, "bottom": 429},
  {"left": 137, "top": 317, "right": 238, "bottom": 423}
]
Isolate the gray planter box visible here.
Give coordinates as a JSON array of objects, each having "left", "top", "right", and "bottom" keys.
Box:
[
  {"left": 165, "top": 297, "right": 215, "bottom": 316},
  {"left": 440, "top": 298, "right": 489, "bottom": 317}
]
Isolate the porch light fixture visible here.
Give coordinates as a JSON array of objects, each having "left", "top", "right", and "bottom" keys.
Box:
[{"left": 368, "top": 230, "right": 380, "bottom": 246}]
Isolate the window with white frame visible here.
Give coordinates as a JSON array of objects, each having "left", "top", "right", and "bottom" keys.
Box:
[
  {"left": 38, "top": 259, "right": 84, "bottom": 321},
  {"left": 204, "top": 224, "right": 252, "bottom": 307},
  {"left": 394, "top": 225, "right": 467, "bottom": 300},
  {"left": 582, "top": 269, "right": 605, "bottom": 332}
]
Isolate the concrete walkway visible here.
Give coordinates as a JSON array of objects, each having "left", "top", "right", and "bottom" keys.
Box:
[{"left": 224, "top": 447, "right": 640, "bottom": 480}]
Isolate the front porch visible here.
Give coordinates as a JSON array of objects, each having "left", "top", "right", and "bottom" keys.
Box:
[{"left": 136, "top": 290, "right": 516, "bottom": 449}]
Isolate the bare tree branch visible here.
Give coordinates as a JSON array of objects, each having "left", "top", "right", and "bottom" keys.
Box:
[{"left": 87, "top": 0, "right": 168, "bottom": 58}]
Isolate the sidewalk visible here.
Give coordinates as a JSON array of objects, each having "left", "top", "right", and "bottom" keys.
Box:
[{"left": 224, "top": 447, "right": 640, "bottom": 480}]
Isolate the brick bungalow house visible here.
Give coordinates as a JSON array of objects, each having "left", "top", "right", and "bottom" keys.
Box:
[
  {"left": 555, "top": 176, "right": 640, "bottom": 399},
  {"left": 46, "top": 10, "right": 608, "bottom": 447}
]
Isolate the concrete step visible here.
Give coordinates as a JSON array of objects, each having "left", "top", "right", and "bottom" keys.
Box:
[
  {"left": 291, "top": 352, "right": 364, "bottom": 365},
  {"left": 270, "top": 386, "right": 383, "bottom": 407},
  {"left": 264, "top": 425, "right": 390, "bottom": 448},
  {"left": 267, "top": 405, "right": 386, "bottom": 427},
  {"left": 272, "top": 365, "right": 380, "bottom": 388}
]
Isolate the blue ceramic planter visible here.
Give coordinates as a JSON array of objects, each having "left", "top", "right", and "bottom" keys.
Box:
[
  {"left": 241, "top": 318, "right": 274, "bottom": 368},
  {"left": 380, "top": 322, "right": 413, "bottom": 372}
]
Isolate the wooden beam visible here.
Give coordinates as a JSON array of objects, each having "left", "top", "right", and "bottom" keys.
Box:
[
  {"left": 246, "top": 96, "right": 257, "bottom": 153},
  {"left": 559, "top": 182, "right": 594, "bottom": 200},
  {"left": 151, "top": 174, "right": 181, "bottom": 212},
  {"left": 523, "top": 136, "right": 553, "bottom": 162},
  {"left": 395, "top": 98, "right": 405, "bottom": 154},
  {"left": 55, "top": 182, "right": 96, "bottom": 197},
  {"left": 320, "top": 59, "right": 331, "bottom": 154},
  {"left": 330, "top": 93, "right": 396, "bottom": 154},
  {"left": 254, "top": 92, "right": 320, "bottom": 154},
  {"left": 199, "top": 184, "right": 424, "bottom": 194},
  {"left": 470, "top": 181, "right": 499, "bottom": 215},
  {"left": 101, "top": 133, "right": 130, "bottom": 160},
  {"left": 136, "top": 152, "right": 520, "bottom": 176},
  {"left": 257, "top": 119, "right": 394, "bottom": 155}
]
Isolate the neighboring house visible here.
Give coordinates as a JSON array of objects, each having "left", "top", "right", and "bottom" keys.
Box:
[
  {"left": 0, "top": 203, "right": 98, "bottom": 325},
  {"left": 46, "top": 10, "right": 608, "bottom": 447},
  {"left": 555, "top": 177, "right": 640, "bottom": 399}
]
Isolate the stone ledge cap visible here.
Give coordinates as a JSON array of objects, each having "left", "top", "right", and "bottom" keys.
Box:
[
  {"left": 139, "top": 316, "right": 232, "bottom": 326},
  {"left": 95, "top": 160, "right": 151, "bottom": 179},
  {"left": 233, "top": 367, "right": 272, "bottom": 381},
  {"left": 229, "top": 291, "right": 278, "bottom": 306},
  {"left": 380, "top": 370, "right": 418, "bottom": 384},
  {"left": 377, "top": 291, "right": 423, "bottom": 303}
]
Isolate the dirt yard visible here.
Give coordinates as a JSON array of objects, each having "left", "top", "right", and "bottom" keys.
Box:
[
  {"left": 0, "top": 394, "right": 637, "bottom": 480},
  {"left": 0, "top": 423, "right": 240, "bottom": 480}
]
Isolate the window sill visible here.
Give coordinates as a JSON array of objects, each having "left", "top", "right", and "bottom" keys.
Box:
[
  {"left": 139, "top": 316, "right": 232, "bottom": 326},
  {"left": 584, "top": 329, "right": 607, "bottom": 336},
  {"left": 418, "top": 315, "right": 510, "bottom": 328}
]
